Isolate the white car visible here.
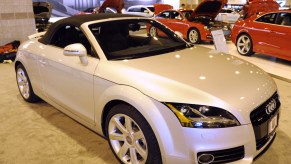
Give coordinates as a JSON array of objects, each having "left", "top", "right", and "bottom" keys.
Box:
[
  {"left": 15, "top": 14, "right": 280, "bottom": 164},
  {"left": 125, "top": 5, "right": 154, "bottom": 17},
  {"left": 215, "top": 8, "right": 240, "bottom": 23}
]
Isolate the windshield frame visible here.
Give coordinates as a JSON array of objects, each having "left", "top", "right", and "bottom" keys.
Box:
[{"left": 88, "top": 18, "right": 189, "bottom": 60}]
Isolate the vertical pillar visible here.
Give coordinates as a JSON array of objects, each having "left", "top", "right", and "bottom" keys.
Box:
[
  {"left": 0, "top": 0, "right": 36, "bottom": 45},
  {"left": 286, "top": 0, "right": 291, "bottom": 7}
]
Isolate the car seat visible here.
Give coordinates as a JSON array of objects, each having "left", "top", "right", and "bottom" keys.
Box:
[{"left": 281, "top": 15, "right": 291, "bottom": 26}]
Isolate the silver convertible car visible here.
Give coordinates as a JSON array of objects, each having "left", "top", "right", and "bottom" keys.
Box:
[{"left": 15, "top": 14, "right": 280, "bottom": 164}]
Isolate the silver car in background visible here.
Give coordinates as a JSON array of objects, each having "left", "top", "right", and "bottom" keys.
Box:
[
  {"left": 215, "top": 8, "right": 240, "bottom": 23},
  {"left": 15, "top": 14, "right": 280, "bottom": 164},
  {"left": 125, "top": 5, "right": 154, "bottom": 17}
]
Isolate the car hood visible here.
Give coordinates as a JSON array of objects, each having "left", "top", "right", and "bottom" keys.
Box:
[
  {"left": 191, "top": 0, "right": 225, "bottom": 19},
  {"left": 154, "top": 4, "right": 173, "bottom": 15},
  {"left": 243, "top": 0, "right": 279, "bottom": 18},
  {"left": 98, "top": 46, "right": 276, "bottom": 119}
]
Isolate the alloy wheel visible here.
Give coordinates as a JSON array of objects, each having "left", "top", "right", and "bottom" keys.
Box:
[
  {"left": 17, "top": 67, "right": 30, "bottom": 99},
  {"left": 236, "top": 34, "right": 254, "bottom": 56},
  {"left": 149, "top": 26, "right": 157, "bottom": 37},
  {"left": 188, "top": 29, "right": 200, "bottom": 44},
  {"left": 108, "top": 114, "right": 148, "bottom": 164}
]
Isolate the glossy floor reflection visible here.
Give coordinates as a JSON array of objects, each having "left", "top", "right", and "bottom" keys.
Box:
[{"left": 0, "top": 54, "right": 290, "bottom": 163}]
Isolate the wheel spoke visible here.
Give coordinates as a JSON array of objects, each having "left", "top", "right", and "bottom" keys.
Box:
[
  {"left": 113, "top": 118, "right": 128, "bottom": 135},
  {"left": 130, "top": 147, "right": 138, "bottom": 164},
  {"left": 133, "top": 131, "right": 144, "bottom": 140},
  {"left": 135, "top": 141, "right": 147, "bottom": 159},
  {"left": 238, "top": 43, "right": 244, "bottom": 46},
  {"left": 18, "top": 80, "right": 24, "bottom": 86},
  {"left": 242, "top": 37, "right": 247, "bottom": 43},
  {"left": 17, "top": 72, "right": 26, "bottom": 82},
  {"left": 125, "top": 116, "right": 133, "bottom": 134},
  {"left": 118, "top": 143, "right": 130, "bottom": 157},
  {"left": 109, "top": 132, "right": 124, "bottom": 141}
]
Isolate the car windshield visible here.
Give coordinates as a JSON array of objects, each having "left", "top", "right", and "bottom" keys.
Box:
[
  {"left": 89, "top": 19, "right": 188, "bottom": 60},
  {"left": 148, "top": 7, "right": 154, "bottom": 12}
]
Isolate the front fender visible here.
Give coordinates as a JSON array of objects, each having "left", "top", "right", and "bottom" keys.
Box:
[{"left": 93, "top": 78, "right": 191, "bottom": 162}]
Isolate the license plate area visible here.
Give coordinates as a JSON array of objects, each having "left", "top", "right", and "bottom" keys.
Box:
[{"left": 268, "top": 114, "right": 278, "bottom": 135}]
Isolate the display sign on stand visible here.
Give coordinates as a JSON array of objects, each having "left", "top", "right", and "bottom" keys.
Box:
[{"left": 211, "top": 30, "right": 229, "bottom": 54}]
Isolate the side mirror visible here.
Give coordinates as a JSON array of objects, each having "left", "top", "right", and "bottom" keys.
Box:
[{"left": 64, "top": 43, "right": 88, "bottom": 65}]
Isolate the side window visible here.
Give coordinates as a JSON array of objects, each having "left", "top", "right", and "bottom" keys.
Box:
[
  {"left": 130, "top": 7, "right": 141, "bottom": 12},
  {"left": 141, "top": 7, "right": 148, "bottom": 13},
  {"left": 171, "top": 11, "right": 182, "bottom": 20},
  {"left": 157, "top": 11, "right": 170, "bottom": 18},
  {"left": 256, "top": 13, "right": 277, "bottom": 24},
  {"left": 50, "top": 25, "right": 93, "bottom": 56},
  {"left": 226, "top": 10, "right": 233, "bottom": 13},
  {"left": 221, "top": 9, "right": 227, "bottom": 13},
  {"left": 277, "top": 13, "right": 291, "bottom": 26}
]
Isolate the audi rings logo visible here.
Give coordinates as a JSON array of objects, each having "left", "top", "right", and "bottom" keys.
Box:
[{"left": 265, "top": 99, "right": 277, "bottom": 115}]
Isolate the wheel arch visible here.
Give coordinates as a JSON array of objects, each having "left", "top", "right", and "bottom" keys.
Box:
[
  {"left": 187, "top": 27, "right": 200, "bottom": 36},
  {"left": 96, "top": 84, "right": 183, "bottom": 162},
  {"left": 101, "top": 99, "right": 127, "bottom": 137},
  {"left": 236, "top": 32, "right": 251, "bottom": 45},
  {"left": 14, "top": 61, "right": 22, "bottom": 70}
]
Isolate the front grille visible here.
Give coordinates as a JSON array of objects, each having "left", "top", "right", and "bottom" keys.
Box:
[
  {"left": 250, "top": 92, "right": 280, "bottom": 150},
  {"left": 197, "top": 146, "right": 244, "bottom": 164},
  {"left": 250, "top": 92, "right": 280, "bottom": 126}
]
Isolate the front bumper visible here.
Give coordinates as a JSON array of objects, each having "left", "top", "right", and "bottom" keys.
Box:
[
  {"left": 162, "top": 123, "right": 278, "bottom": 164},
  {"left": 160, "top": 93, "right": 280, "bottom": 164}
]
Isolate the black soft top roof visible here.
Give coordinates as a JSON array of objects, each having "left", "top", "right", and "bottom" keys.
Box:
[{"left": 39, "top": 13, "right": 141, "bottom": 44}]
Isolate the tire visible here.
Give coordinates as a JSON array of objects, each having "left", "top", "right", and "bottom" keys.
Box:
[
  {"left": 188, "top": 28, "right": 201, "bottom": 44},
  {"left": 149, "top": 26, "right": 158, "bottom": 37},
  {"left": 106, "top": 104, "right": 162, "bottom": 164},
  {"left": 236, "top": 34, "right": 255, "bottom": 56},
  {"left": 16, "top": 64, "right": 40, "bottom": 103}
]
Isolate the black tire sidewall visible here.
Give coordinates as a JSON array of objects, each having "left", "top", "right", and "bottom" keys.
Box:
[{"left": 105, "top": 103, "right": 162, "bottom": 164}]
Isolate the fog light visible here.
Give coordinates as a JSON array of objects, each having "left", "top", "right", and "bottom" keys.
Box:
[{"left": 198, "top": 154, "right": 214, "bottom": 164}]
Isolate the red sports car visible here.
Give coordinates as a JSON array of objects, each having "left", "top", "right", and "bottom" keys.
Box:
[
  {"left": 150, "top": 1, "right": 232, "bottom": 44},
  {"left": 231, "top": 0, "right": 291, "bottom": 61}
]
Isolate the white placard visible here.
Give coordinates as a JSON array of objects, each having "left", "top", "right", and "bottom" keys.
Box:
[{"left": 211, "top": 30, "right": 229, "bottom": 54}]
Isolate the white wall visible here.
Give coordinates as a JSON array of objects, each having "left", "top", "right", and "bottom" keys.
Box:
[{"left": 163, "top": 0, "right": 180, "bottom": 9}]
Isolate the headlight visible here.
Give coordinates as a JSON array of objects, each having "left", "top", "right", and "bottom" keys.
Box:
[
  {"left": 204, "top": 26, "right": 209, "bottom": 30},
  {"left": 165, "top": 103, "right": 240, "bottom": 128}
]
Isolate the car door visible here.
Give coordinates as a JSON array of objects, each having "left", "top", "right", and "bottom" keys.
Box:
[
  {"left": 167, "top": 11, "right": 189, "bottom": 34},
  {"left": 270, "top": 12, "right": 291, "bottom": 60},
  {"left": 156, "top": 10, "right": 171, "bottom": 26},
  {"left": 251, "top": 13, "right": 278, "bottom": 55},
  {"left": 155, "top": 11, "right": 172, "bottom": 36},
  {"left": 38, "top": 25, "right": 99, "bottom": 124}
]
